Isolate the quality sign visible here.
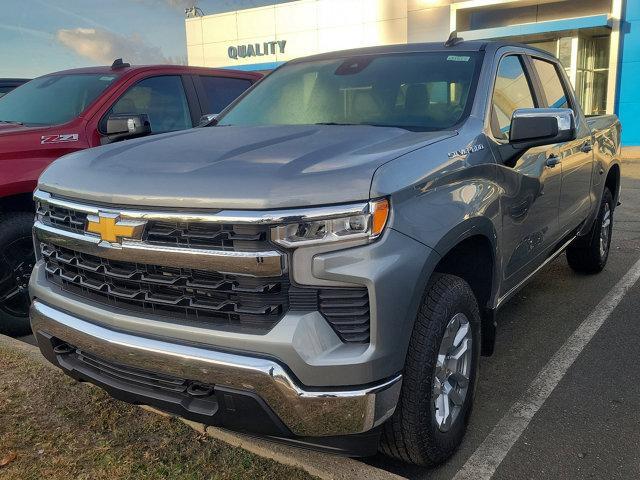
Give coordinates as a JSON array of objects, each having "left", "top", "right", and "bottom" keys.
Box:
[{"left": 228, "top": 40, "right": 287, "bottom": 60}]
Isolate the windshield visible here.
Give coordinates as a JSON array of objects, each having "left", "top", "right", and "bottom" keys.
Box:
[
  {"left": 0, "top": 74, "right": 118, "bottom": 126},
  {"left": 218, "top": 52, "right": 481, "bottom": 131}
]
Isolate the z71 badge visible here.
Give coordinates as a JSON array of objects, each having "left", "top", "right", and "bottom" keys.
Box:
[{"left": 41, "top": 134, "right": 79, "bottom": 144}]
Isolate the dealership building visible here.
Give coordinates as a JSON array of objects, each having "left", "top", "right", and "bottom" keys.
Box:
[{"left": 186, "top": 0, "right": 640, "bottom": 145}]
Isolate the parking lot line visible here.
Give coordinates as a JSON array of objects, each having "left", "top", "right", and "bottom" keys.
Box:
[{"left": 453, "top": 255, "right": 640, "bottom": 480}]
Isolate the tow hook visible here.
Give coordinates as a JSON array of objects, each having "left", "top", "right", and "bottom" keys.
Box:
[
  {"left": 186, "top": 382, "right": 214, "bottom": 397},
  {"left": 53, "top": 343, "right": 75, "bottom": 355}
]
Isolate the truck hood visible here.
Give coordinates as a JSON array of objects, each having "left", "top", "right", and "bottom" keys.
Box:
[
  {"left": 39, "top": 125, "right": 455, "bottom": 209},
  {"left": 0, "top": 123, "right": 31, "bottom": 134}
]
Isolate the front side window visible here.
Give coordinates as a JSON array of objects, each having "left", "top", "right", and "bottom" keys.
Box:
[
  {"left": 532, "top": 58, "right": 569, "bottom": 110},
  {"left": 200, "top": 76, "right": 253, "bottom": 114},
  {"left": 0, "top": 74, "right": 118, "bottom": 126},
  {"left": 218, "top": 52, "right": 481, "bottom": 131},
  {"left": 109, "top": 76, "right": 191, "bottom": 134},
  {"left": 491, "top": 55, "right": 536, "bottom": 140}
]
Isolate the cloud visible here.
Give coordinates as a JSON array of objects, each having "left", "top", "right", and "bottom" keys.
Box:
[
  {"left": 56, "top": 27, "right": 180, "bottom": 65},
  {"left": 0, "top": 24, "right": 53, "bottom": 41}
]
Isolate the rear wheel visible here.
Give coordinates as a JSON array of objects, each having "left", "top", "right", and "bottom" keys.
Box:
[
  {"left": 566, "top": 188, "right": 614, "bottom": 274},
  {"left": 0, "top": 212, "right": 35, "bottom": 336},
  {"left": 379, "top": 274, "right": 480, "bottom": 466}
]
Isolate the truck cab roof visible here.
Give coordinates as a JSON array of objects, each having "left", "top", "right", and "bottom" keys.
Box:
[
  {"left": 291, "top": 40, "right": 557, "bottom": 64},
  {"left": 40, "top": 63, "right": 262, "bottom": 80}
]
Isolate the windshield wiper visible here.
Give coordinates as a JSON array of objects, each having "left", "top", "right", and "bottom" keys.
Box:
[
  {"left": 312, "top": 122, "right": 362, "bottom": 126},
  {"left": 0, "top": 120, "right": 24, "bottom": 125},
  {"left": 313, "top": 122, "right": 425, "bottom": 131}
]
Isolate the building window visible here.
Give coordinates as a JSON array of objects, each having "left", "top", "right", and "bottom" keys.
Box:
[{"left": 576, "top": 36, "right": 610, "bottom": 116}]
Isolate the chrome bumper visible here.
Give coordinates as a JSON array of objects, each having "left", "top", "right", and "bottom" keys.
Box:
[{"left": 30, "top": 300, "right": 402, "bottom": 437}]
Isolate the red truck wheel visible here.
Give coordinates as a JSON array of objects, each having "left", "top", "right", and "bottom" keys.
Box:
[{"left": 0, "top": 212, "right": 34, "bottom": 336}]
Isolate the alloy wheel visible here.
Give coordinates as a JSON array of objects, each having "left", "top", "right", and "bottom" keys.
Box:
[
  {"left": 0, "top": 236, "right": 34, "bottom": 318},
  {"left": 432, "top": 312, "right": 473, "bottom": 432},
  {"left": 599, "top": 203, "right": 612, "bottom": 260}
]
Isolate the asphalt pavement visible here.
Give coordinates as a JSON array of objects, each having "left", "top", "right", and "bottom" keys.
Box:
[
  {"left": 366, "top": 159, "right": 640, "bottom": 479},
  {"left": 15, "top": 160, "right": 640, "bottom": 480}
]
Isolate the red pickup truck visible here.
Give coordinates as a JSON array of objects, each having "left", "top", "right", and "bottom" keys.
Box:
[{"left": 0, "top": 61, "right": 261, "bottom": 334}]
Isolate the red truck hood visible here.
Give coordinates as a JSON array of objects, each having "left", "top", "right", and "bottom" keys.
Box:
[
  {"left": 0, "top": 121, "right": 86, "bottom": 198},
  {"left": 0, "top": 123, "right": 31, "bottom": 134}
]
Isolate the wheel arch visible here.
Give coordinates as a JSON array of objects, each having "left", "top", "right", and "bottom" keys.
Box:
[
  {"left": 0, "top": 192, "right": 35, "bottom": 216},
  {"left": 419, "top": 217, "right": 501, "bottom": 356},
  {"left": 605, "top": 162, "right": 621, "bottom": 207}
]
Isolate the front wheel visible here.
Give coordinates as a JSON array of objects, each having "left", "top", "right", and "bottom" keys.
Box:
[
  {"left": 0, "top": 212, "right": 35, "bottom": 336},
  {"left": 379, "top": 273, "right": 481, "bottom": 466},
  {"left": 566, "top": 188, "right": 614, "bottom": 274}
]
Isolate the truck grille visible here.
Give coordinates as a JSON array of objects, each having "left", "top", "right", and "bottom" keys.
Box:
[
  {"left": 42, "top": 243, "right": 289, "bottom": 334},
  {"left": 36, "top": 201, "right": 272, "bottom": 252},
  {"left": 36, "top": 196, "right": 371, "bottom": 343}
]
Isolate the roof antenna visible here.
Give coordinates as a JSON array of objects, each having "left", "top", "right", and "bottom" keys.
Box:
[
  {"left": 111, "top": 58, "right": 130, "bottom": 70},
  {"left": 445, "top": 31, "right": 464, "bottom": 47}
]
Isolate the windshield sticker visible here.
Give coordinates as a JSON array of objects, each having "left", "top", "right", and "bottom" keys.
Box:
[
  {"left": 447, "top": 55, "right": 471, "bottom": 62},
  {"left": 99, "top": 76, "right": 116, "bottom": 81},
  {"left": 41, "top": 134, "right": 79, "bottom": 144}
]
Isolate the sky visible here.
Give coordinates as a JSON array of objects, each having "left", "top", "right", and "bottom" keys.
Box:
[{"left": 0, "top": 0, "right": 293, "bottom": 78}]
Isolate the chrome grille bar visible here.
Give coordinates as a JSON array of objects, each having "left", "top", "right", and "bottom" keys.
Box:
[
  {"left": 34, "top": 189, "right": 369, "bottom": 225},
  {"left": 34, "top": 221, "right": 284, "bottom": 277}
]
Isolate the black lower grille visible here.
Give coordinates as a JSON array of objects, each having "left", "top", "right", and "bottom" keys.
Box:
[
  {"left": 289, "top": 286, "right": 371, "bottom": 343},
  {"left": 41, "top": 243, "right": 371, "bottom": 343},
  {"left": 42, "top": 243, "right": 289, "bottom": 334},
  {"left": 319, "top": 288, "right": 370, "bottom": 343},
  {"left": 76, "top": 348, "right": 194, "bottom": 395}
]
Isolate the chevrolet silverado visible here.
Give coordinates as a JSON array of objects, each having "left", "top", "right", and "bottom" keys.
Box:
[{"left": 28, "top": 40, "right": 621, "bottom": 466}]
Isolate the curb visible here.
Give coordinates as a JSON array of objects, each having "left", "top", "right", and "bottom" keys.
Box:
[
  {"left": 621, "top": 147, "right": 640, "bottom": 160},
  {"left": 2, "top": 334, "right": 405, "bottom": 480}
]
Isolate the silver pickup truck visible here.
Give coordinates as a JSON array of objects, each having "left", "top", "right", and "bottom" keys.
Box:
[{"left": 28, "top": 40, "right": 621, "bottom": 466}]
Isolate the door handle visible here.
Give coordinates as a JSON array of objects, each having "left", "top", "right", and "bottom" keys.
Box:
[
  {"left": 546, "top": 154, "right": 560, "bottom": 168},
  {"left": 580, "top": 142, "right": 593, "bottom": 153}
]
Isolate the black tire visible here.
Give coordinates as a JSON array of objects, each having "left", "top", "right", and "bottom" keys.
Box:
[
  {"left": 566, "top": 188, "right": 614, "bottom": 274},
  {"left": 0, "top": 212, "right": 35, "bottom": 336},
  {"left": 379, "top": 273, "right": 481, "bottom": 466}
]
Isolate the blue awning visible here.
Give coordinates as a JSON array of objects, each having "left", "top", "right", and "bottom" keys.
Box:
[{"left": 460, "top": 14, "right": 612, "bottom": 41}]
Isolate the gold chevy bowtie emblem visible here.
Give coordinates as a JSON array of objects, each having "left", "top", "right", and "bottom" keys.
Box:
[{"left": 86, "top": 213, "right": 146, "bottom": 244}]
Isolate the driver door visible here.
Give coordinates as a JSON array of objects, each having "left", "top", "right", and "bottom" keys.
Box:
[{"left": 489, "top": 54, "right": 563, "bottom": 296}]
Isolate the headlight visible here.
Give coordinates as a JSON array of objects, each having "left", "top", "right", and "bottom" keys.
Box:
[{"left": 271, "top": 198, "right": 389, "bottom": 248}]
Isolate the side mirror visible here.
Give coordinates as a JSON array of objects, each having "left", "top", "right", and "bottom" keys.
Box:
[
  {"left": 103, "top": 114, "right": 151, "bottom": 144},
  {"left": 500, "top": 108, "right": 576, "bottom": 165},
  {"left": 198, "top": 113, "right": 218, "bottom": 127}
]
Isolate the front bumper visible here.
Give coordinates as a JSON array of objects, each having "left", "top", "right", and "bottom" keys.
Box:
[{"left": 30, "top": 300, "right": 402, "bottom": 441}]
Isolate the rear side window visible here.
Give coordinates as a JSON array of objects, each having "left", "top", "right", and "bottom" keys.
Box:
[
  {"left": 199, "top": 76, "right": 253, "bottom": 114},
  {"left": 532, "top": 58, "right": 569, "bottom": 109},
  {"left": 491, "top": 55, "right": 535, "bottom": 140},
  {"left": 110, "top": 76, "right": 192, "bottom": 134}
]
